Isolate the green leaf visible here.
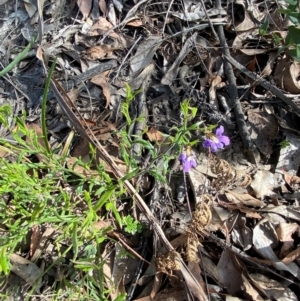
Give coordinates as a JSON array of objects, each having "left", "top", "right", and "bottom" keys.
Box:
[
  {"left": 272, "top": 33, "right": 282, "bottom": 44},
  {"left": 286, "top": 27, "right": 300, "bottom": 45},
  {"left": 148, "top": 169, "right": 166, "bottom": 183},
  {"left": 0, "top": 247, "right": 10, "bottom": 275},
  {"left": 133, "top": 139, "right": 154, "bottom": 150},
  {"left": 72, "top": 222, "right": 78, "bottom": 261},
  {"left": 284, "top": 0, "right": 298, "bottom": 5},
  {"left": 121, "top": 168, "right": 139, "bottom": 181},
  {"left": 106, "top": 202, "right": 122, "bottom": 228},
  {"left": 286, "top": 47, "right": 300, "bottom": 62},
  {"left": 259, "top": 21, "right": 269, "bottom": 36},
  {"left": 297, "top": 44, "right": 300, "bottom": 58},
  {"left": 114, "top": 293, "right": 127, "bottom": 301},
  {"left": 120, "top": 143, "right": 130, "bottom": 166},
  {"left": 278, "top": 44, "right": 287, "bottom": 54},
  {"left": 190, "top": 139, "right": 199, "bottom": 146},
  {"left": 93, "top": 188, "right": 115, "bottom": 212}
]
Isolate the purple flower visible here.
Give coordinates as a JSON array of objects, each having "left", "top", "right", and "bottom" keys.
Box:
[
  {"left": 203, "top": 125, "right": 230, "bottom": 152},
  {"left": 179, "top": 152, "right": 197, "bottom": 172}
]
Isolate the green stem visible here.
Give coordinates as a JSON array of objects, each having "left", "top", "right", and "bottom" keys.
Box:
[
  {"left": 0, "top": 33, "right": 38, "bottom": 77},
  {"left": 41, "top": 57, "right": 57, "bottom": 154}
]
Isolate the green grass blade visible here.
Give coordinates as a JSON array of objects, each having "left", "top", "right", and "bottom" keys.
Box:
[
  {"left": 0, "top": 33, "right": 38, "bottom": 77},
  {"left": 41, "top": 57, "right": 57, "bottom": 154}
]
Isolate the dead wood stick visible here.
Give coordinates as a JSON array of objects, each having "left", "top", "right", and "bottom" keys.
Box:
[
  {"left": 224, "top": 54, "right": 300, "bottom": 116},
  {"left": 214, "top": 1, "right": 259, "bottom": 164}
]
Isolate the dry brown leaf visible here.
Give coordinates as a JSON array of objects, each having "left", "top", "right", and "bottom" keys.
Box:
[
  {"left": 30, "top": 225, "right": 42, "bottom": 257},
  {"left": 225, "top": 191, "right": 264, "bottom": 207},
  {"left": 98, "top": 0, "right": 107, "bottom": 14},
  {"left": 250, "top": 170, "right": 280, "bottom": 198},
  {"left": 66, "top": 89, "right": 80, "bottom": 103},
  {"left": 131, "top": 36, "right": 163, "bottom": 74},
  {"left": 107, "top": 0, "right": 117, "bottom": 26},
  {"left": 150, "top": 285, "right": 186, "bottom": 301},
  {"left": 231, "top": 215, "right": 252, "bottom": 251},
  {"left": 25, "top": 123, "right": 46, "bottom": 149},
  {"left": 161, "top": 33, "right": 197, "bottom": 85},
  {"left": 274, "top": 61, "right": 300, "bottom": 94},
  {"left": 66, "top": 157, "right": 100, "bottom": 178},
  {"left": 219, "top": 200, "right": 262, "bottom": 219},
  {"left": 102, "top": 244, "right": 116, "bottom": 300},
  {"left": 93, "top": 219, "right": 113, "bottom": 230},
  {"left": 247, "top": 108, "right": 278, "bottom": 155},
  {"left": 77, "top": 0, "right": 92, "bottom": 20},
  {"left": 246, "top": 56, "right": 256, "bottom": 72},
  {"left": 82, "top": 45, "right": 116, "bottom": 60},
  {"left": 217, "top": 249, "right": 262, "bottom": 299},
  {"left": 188, "top": 262, "right": 206, "bottom": 291},
  {"left": 24, "top": 0, "right": 37, "bottom": 18},
  {"left": 249, "top": 274, "right": 285, "bottom": 299},
  {"left": 31, "top": 227, "right": 56, "bottom": 262},
  {"left": 208, "top": 75, "right": 222, "bottom": 108},
  {"left": 232, "top": 30, "right": 259, "bottom": 49},
  {"left": 126, "top": 19, "right": 143, "bottom": 27},
  {"left": 146, "top": 127, "right": 164, "bottom": 142},
  {"left": 25, "top": 123, "right": 48, "bottom": 162},
  {"left": 72, "top": 138, "right": 90, "bottom": 158},
  {"left": 282, "top": 169, "right": 300, "bottom": 188},
  {"left": 91, "top": 70, "right": 111, "bottom": 107},
  {"left": 281, "top": 246, "right": 300, "bottom": 264},
  {"left": 240, "top": 49, "right": 267, "bottom": 55},
  {"left": 149, "top": 273, "right": 163, "bottom": 300},
  {"left": 276, "top": 223, "right": 299, "bottom": 258},
  {"left": 89, "top": 17, "right": 112, "bottom": 35},
  {"left": 89, "top": 17, "right": 134, "bottom": 48},
  {"left": 0, "top": 146, "right": 8, "bottom": 158},
  {"left": 235, "top": 13, "right": 256, "bottom": 31},
  {"left": 253, "top": 220, "right": 300, "bottom": 278}
]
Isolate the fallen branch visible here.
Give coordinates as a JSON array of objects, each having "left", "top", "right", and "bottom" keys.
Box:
[
  {"left": 215, "top": 0, "right": 260, "bottom": 164},
  {"left": 224, "top": 54, "right": 300, "bottom": 117}
]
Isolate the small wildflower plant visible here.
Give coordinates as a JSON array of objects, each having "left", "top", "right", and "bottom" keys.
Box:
[{"left": 175, "top": 100, "right": 230, "bottom": 173}]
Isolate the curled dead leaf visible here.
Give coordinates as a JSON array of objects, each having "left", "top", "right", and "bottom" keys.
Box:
[
  {"left": 91, "top": 70, "right": 111, "bottom": 108},
  {"left": 77, "top": 0, "right": 92, "bottom": 20},
  {"left": 82, "top": 44, "right": 116, "bottom": 60},
  {"left": 274, "top": 60, "right": 300, "bottom": 94},
  {"left": 225, "top": 191, "right": 264, "bottom": 207},
  {"left": 247, "top": 108, "right": 278, "bottom": 155},
  {"left": 276, "top": 223, "right": 299, "bottom": 258},
  {"left": 281, "top": 246, "right": 300, "bottom": 265}
]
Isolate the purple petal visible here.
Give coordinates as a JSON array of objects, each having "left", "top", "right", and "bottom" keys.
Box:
[
  {"left": 210, "top": 142, "right": 218, "bottom": 152},
  {"left": 190, "top": 157, "right": 197, "bottom": 168},
  {"left": 183, "top": 160, "right": 192, "bottom": 172},
  {"left": 182, "top": 156, "right": 197, "bottom": 172},
  {"left": 215, "top": 142, "right": 224, "bottom": 149},
  {"left": 219, "top": 135, "right": 230, "bottom": 146},
  {"left": 203, "top": 139, "right": 213, "bottom": 148},
  {"left": 215, "top": 126, "right": 224, "bottom": 136},
  {"left": 179, "top": 153, "right": 187, "bottom": 161}
]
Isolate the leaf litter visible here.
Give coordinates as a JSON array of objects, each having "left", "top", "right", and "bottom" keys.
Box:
[{"left": 0, "top": 0, "right": 300, "bottom": 300}]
